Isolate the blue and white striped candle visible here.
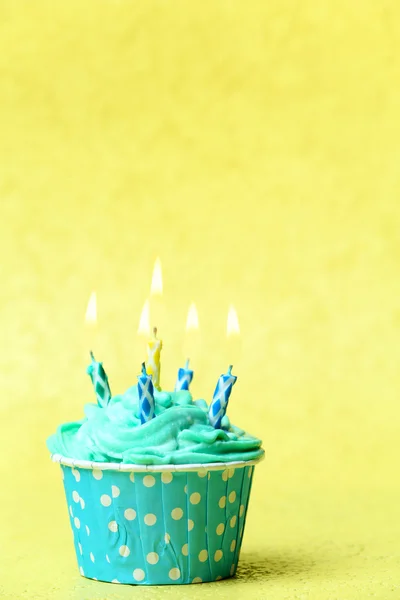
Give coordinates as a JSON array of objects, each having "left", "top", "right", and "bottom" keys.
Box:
[
  {"left": 137, "top": 363, "right": 155, "bottom": 424},
  {"left": 174, "top": 359, "right": 194, "bottom": 392},
  {"left": 87, "top": 351, "right": 112, "bottom": 408},
  {"left": 208, "top": 365, "right": 237, "bottom": 429}
]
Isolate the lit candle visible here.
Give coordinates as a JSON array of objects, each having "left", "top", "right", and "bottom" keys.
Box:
[
  {"left": 226, "top": 304, "right": 241, "bottom": 365},
  {"left": 175, "top": 359, "right": 194, "bottom": 391},
  {"left": 146, "top": 326, "right": 163, "bottom": 391},
  {"left": 137, "top": 299, "right": 151, "bottom": 341},
  {"left": 149, "top": 257, "right": 164, "bottom": 330},
  {"left": 208, "top": 365, "right": 237, "bottom": 429},
  {"left": 84, "top": 291, "right": 98, "bottom": 360},
  {"left": 87, "top": 351, "right": 112, "bottom": 407},
  {"left": 84, "top": 292, "right": 112, "bottom": 407},
  {"left": 175, "top": 302, "right": 199, "bottom": 391},
  {"left": 137, "top": 362, "right": 155, "bottom": 424}
]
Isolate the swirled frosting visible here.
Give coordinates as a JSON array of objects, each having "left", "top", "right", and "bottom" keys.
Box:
[{"left": 47, "top": 387, "right": 264, "bottom": 465}]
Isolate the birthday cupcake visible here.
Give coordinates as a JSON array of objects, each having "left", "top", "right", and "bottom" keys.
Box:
[{"left": 47, "top": 353, "right": 264, "bottom": 585}]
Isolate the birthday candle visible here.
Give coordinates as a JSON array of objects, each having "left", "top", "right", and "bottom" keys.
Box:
[
  {"left": 174, "top": 359, "right": 194, "bottom": 392},
  {"left": 208, "top": 365, "right": 237, "bottom": 429},
  {"left": 137, "top": 363, "right": 155, "bottom": 424},
  {"left": 146, "top": 327, "right": 163, "bottom": 391},
  {"left": 87, "top": 351, "right": 112, "bottom": 408}
]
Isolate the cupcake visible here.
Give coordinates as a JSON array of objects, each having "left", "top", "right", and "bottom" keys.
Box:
[{"left": 47, "top": 373, "right": 264, "bottom": 585}]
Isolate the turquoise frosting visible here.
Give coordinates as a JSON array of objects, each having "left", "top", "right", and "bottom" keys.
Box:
[{"left": 47, "top": 387, "right": 264, "bottom": 465}]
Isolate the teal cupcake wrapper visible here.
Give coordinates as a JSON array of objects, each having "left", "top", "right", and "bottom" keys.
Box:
[{"left": 57, "top": 458, "right": 260, "bottom": 585}]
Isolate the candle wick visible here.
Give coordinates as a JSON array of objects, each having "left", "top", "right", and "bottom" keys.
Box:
[
  {"left": 90, "top": 350, "right": 95, "bottom": 361},
  {"left": 141, "top": 362, "right": 147, "bottom": 375},
  {"left": 228, "top": 365, "right": 233, "bottom": 375},
  {"left": 153, "top": 326, "right": 158, "bottom": 339},
  {"left": 185, "top": 358, "right": 190, "bottom": 369}
]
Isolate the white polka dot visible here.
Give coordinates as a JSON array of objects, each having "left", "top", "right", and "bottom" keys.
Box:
[
  {"left": 230, "top": 540, "right": 236, "bottom": 552},
  {"left": 119, "top": 545, "right": 130, "bottom": 557},
  {"left": 230, "top": 564, "right": 236, "bottom": 576},
  {"left": 100, "top": 494, "right": 111, "bottom": 507},
  {"left": 133, "top": 568, "right": 145, "bottom": 582},
  {"left": 192, "top": 577, "right": 202, "bottom": 583},
  {"left": 72, "top": 468, "right": 80, "bottom": 482},
  {"left": 147, "top": 551, "right": 159, "bottom": 564},
  {"left": 239, "top": 504, "right": 245, "bottom": 517},
  {"left": 184, "top": 485, "right": 188, "bottom": 494},
  {"left": 229, "top": 491, "right": 236, "bottom": 504},
  {"left": 72, "top": 491, "right": 80, "bottom": 503},
  {"left": 78, "top": 543, "right": 83, "bottom": 555},
  {"left": 80, "top": 498, "right": 85, "bottom": 509},
  {"left": 143, "top": 475, "right": 156, "bottom": 488},
  {"left": 214, "top": 550, "right": 223, "bottom": 562},
  {"left": 169, "top": 568, "right": 180, "bottom": 581},
  {"left": 112, "top": 579, "right": 120, "bottom": 583},
  {"left": 108, "top": 521, "right": 118, "bottom": 532},
  {"left": 216, "top": 575, "right": 223, "bottom": 580},
  {"left": 111, "top": 485, "right": 120, "bottom": 498},
  {"left": 69, "top": 505, "right": 73, "bottom": 517},
  {"left": 164, "top": 533, "right": 170, "bottom": 544},
  {"left": 92, "top": 469, "right": 103, "bottom": 480},
  {"left": 74, "top": 517, "right": 80, "bottom": 529},
  {"left": 106, "top": 554, "right": 110, "bottom": 563},
  {"left": 90, "top": 552, "right": 95, "bottom": 563},
  {"left": 228, "top": 468, "right": 235, "bottom": 479},
  {"left": 182, "top": 543, "right": 189, "bottom": 556},
  {"left": 198, "top": 468, "right": 207, "bottom": 478},
  {"left": 222, "top": 470, "right": 229, "bottom": 481},
  {"left": 124, "top": 508, "right": 136, "bottom": 521},
  {"left": 144, "top": 513, "right": 157, "bottom": 526},
  {"left": 216, "top": 523, "right": 225, "bottom": 535},
  {"left": 161, "top": 471, "right": 173, "bottom": 484},
  {"left": 188, "top": 519, "right": 194, "bottom": 531},
  {"left": 190, "top": 492, "right": 201, "bottom": 505},
  {"left": 86, "top": 525, "right": 90, "bottom": 536},
  {"left": 198, "top": 549, "right": 208, "bottom": 562},
  {"left": 219, "top": 496, "right": 226, "bottom": 509},
  {"left": 79, "top": 566, "right": 84, "bottom": 576},
  {"left": 230, "top": 516, "right": 237, "bottom": 528},
  {"left": 92, "top": 577, "right": 98, "bottom": 581},
  {"left": 171, "top": 507, "right": 183, "bottom": 520},
  {"left": 129, "top": 472, "right": 135, "bottom": 482}
]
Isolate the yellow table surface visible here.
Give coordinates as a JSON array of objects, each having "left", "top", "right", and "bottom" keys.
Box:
[{"left": 1, "top": 2, "right": 399, "bottom": 598}]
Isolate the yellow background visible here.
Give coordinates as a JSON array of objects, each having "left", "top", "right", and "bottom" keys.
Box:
[{"left": 1, "top": 1, "right": 399, "bottom": 598}]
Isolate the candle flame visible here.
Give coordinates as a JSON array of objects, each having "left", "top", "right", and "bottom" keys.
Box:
[
  {"left": 137, "top": 299, "right": 151, "bottom": 336},
  {"left": 150, "top": 257, "right": 163, "bottom": 296},
  {"left": 186, "top": 302, "right": 199, "bottom": 332},
  {"left": 227, "top": 304, "right": 240, "bottom": 337},
  {"left": 85, "top": 291, "right": 97, "bottom": 324}
]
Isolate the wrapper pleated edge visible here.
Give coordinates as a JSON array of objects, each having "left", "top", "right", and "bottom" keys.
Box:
[{"left": 51, "top": 453, "right": 264, "bottom": 472}]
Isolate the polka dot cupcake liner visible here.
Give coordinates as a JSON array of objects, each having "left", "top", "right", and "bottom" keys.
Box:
[{"left": 53, "top": 456, "right": 262, "bottom": 585}]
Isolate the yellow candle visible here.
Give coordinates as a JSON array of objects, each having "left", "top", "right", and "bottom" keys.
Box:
[
  {"left": 137, "top": 259, "right": 165, "bottom": 389},
  {"left": 146, "top": 326, "right": 163, "bottom": 390}
]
